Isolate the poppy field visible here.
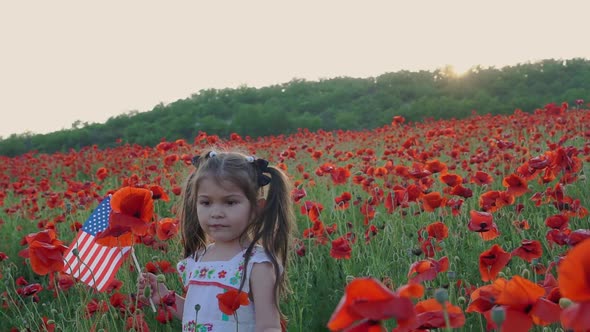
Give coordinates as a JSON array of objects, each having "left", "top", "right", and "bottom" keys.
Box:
[{"left": 1, "top": 102, "right": 590, "bottom": 331}]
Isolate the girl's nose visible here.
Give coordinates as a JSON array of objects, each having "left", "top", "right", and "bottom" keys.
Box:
[{"left": 210, "top": 205, "right": 224, "bottom": 218}]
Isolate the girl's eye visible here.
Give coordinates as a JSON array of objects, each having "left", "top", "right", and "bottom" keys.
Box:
[
  {"left": 199, "top": 201, "right": 210, "bottom": 206},
  {"left": 227, "top": 200, "right": 237, "bottom": 205}
]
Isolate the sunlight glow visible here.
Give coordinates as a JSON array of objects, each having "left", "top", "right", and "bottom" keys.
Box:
[{"left": 448, "top": 64, "right": 473, "bottom": 77}]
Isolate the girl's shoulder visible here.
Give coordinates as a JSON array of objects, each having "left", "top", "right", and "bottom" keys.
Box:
[
  {"left": 248, "top": 244, "right": 272, "bottom": 263},
  {"left": 176, "top": 248, "right": 207, "bottom": 286},
  {"left": 247, "top": 245, "right": 283, "bottom": 274}
]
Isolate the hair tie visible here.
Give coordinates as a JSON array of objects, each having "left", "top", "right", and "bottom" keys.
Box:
[
  {"left": 191, "top": 155, "right": 200, "bottom": 166},
  {"left": 191, "top": 150, "right": 217, "bottom": 167},
  {"left": 249, "top": 156, "right": 271, "bottom": 187}
]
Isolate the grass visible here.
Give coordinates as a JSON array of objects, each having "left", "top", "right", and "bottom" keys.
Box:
[{"left": 0, "top": 107, "right": 589, "bottom": 331}]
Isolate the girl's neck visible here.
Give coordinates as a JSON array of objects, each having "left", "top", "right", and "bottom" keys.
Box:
[{"left": 203, "top": 240, "right": 252, "bottom": 261}]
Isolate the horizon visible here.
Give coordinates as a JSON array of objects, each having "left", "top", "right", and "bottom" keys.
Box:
[{"left": 2, "top": 0, "right": 590, "bottom": 138}]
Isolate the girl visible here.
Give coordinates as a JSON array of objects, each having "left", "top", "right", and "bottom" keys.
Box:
[{"left": 138, "top": 149, "right": 295, "bottom": 332}]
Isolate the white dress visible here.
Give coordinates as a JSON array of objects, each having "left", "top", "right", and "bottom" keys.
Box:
[{"left": 177, "top": 245, "right": 274, "bottom": 332}]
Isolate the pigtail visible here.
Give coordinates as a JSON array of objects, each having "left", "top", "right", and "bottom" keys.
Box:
[
  {"left": 262, "top": 166, "right": 295, "bottom": 295},
  {"left": 240, "top": 164, "right": 295, "bottom": 322}
]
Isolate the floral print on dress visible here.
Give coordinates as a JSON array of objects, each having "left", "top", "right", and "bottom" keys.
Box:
[
  {"left": 189, "top": 248, "right": 255, "bottom": 284},
  {"left": 183, "top": 321, "right": 213, "bottom": 332},
  {"left": 178, "top": 260, "right": 188, "bottom": 285}
]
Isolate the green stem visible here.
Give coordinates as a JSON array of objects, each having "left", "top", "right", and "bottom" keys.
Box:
[{"left": 442, "top": 305, "right": 452, "bottom": 332}]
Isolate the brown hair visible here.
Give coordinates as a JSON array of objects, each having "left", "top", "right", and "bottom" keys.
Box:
[{"left": 178, "top": 147, "right": 295, "bottom": 318}]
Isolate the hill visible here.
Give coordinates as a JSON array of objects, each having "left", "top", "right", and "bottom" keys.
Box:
[{"left": 1, "top": 58, "right": 589, "bottom": 157}]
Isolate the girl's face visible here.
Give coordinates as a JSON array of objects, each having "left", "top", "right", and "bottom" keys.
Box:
[{"left": 196, "top": 177, "right": 253, "bottom": 247}]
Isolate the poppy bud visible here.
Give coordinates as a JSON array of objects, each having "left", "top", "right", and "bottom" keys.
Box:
[
  {"left": 446, "top": 271, "right": 456, "bottom": 280},
  {"left": 559, "top": 297, "right": 572, "bottom": 309},
  {"left": 434, "top": 288, "right": 448, "bottom": 305},
  {"left": 72, "top": 248, "right": 79, "bottom": 256},
  {"left": 457, "top": 296, "right": 466, "bottom": 304},
  {"left": 491, "top": 306, "right": 505, "bottom": 326},
  {"left": 156, "top": 274, "right": 166, "bottom": 283},
  {"left": 143, "top": 286, "right": 151, "bottom": 299}
]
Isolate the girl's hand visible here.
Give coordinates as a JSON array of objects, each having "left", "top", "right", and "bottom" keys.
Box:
[{"left": 137, "top": 272, "right": 170, "bottom": 306}]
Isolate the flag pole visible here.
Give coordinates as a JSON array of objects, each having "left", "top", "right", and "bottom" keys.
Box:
[{"left": 132, "top": 249, "right": 156, "bottom": 312}]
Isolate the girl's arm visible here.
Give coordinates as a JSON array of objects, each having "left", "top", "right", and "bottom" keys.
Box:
[
  {"left": 250, "top": 262, "right": 282, "bottom": 332},
  {"left": 138, "top": 272, "right": 185, "bottom": 320}
]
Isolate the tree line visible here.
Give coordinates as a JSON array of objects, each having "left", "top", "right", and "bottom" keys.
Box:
[{"left": 1, "top": 58, "right": 589, "bottom": 157}]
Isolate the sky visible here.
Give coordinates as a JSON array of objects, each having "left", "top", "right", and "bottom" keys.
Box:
[{"left": 1, "top": 0, "right": 589, "bottom": 138}]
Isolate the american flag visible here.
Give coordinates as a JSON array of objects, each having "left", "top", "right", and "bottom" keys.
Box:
[{"left": 63, "top": 195, "right": 131, "bottom": 292}]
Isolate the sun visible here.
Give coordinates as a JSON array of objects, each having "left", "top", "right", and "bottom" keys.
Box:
[
  {"left": 438, "top": 64, "right": 473, "bottom": 78},
  {"left": 449, "top": 63, "right": 472, "bottom": 77}
]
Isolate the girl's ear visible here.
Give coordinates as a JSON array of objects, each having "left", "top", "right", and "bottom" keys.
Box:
[{"left": 257, "top": 198, "right": 266, "bottom": 210}]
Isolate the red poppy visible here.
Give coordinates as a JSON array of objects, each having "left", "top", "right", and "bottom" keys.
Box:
[
  {"left": 440, "top": 173, "right": 463, "bottom": 187},
  {"left": 479, "top": 244, "right": 511, "bottom": 282},
  {"left": 495, "top": 275, "right": 561, "bottom": 330},
  {"left": 407, "top": 256, "right": 449, "bottom": 284},
  {"left": 301, "top": 200, "right": 324, "bottom": 223},
  {"left": 335, "top": 192, "right": 352, "bottom": 210},
  {"left": 511, "top": 240, "right": 543, "bottom": 262},
  {"left": 394, "top": 299, "right": 465, "bottom": 332},
  {"left": 156, "top": 306, "right": 174, "bottom": 324},
  {"left": 468, "top": 210, "right": 493, "bottom": 232},
  {"left": 470, "top": 171, "right": 494, "bottom": 186},
  {"left": 425, "top": 159, "right": 448, "bottom": 174},
  {"left": 420, "top": 192, "right": 446, "bottom": 212},
  {"left": 558, "top": 238, "right": 590, "bottom": 303},
  {"left": 546, "top": 229, "right": 571, "bottom": 247},
  {"left": 327, "top": 277, "right": 418, "bottom": 331},
  {"left": 171, "top": 186, "right": 182, "bottom": 196},
  {"left": 342, "top": 320, "right": 387, "bottom": 332},
  {"left": 17, "top": 283, "right": 43, "bottom": 297},
  {"left": 447, "top": 184, "right": 473, "bottom": 198},
  {"left": 155, "top": 218, "right": 178, "bottom": 241},
  {"left": 512, "top": 219, "right": 530, "bottom": 231},
  {"left": 330, "top": 236, "right": 353, "bottom": 260},
  {"left": 560, "top": 302, "right": 590, "bottom": 332},
  {"left": 125, "top": 312, "right": 149, "bottom": 331},
  {"left": 145, "top": 260, "right": 176, "bottom": 274},
  {"left": 424, "top": 221, "right": 449, "bottom": 242},
  {"left": 148, "top": 185, "right": 169, "bottom": 202},
  {"left": 566, "top": 229, "right": 590, "bottom": 246},
  {"left": 41, "top": 316, "right": 56, "bottom": 332},
  {"left": 18, "top": 229, "right": 67, "bottom": 276},
  {"left": 544, "top": 213, "right": 569, "bottom": 230},
  {"left": 57, "top": 273, "right": 75, "bottom": 291},
  {"left": 86, "top": 298, "right": 109, "bottom": 317},
  {"left": 217, "top": 289, "right": 250, "bottom": 315},
  {"left": 96, "top": 187, "right": 154, "bottom": 247},
  {"left": 408, "top": 164, "right": 431, "bottom": 180},
  {"left": 331, "top": 167, "right": 351, "bottom": 185},
  {"left": 96, "top": 167, "right": 108, "bottom": 181},
  {"left": 392, "top": 115, "right": 405, "bottom": 125},
  {"left": 110, "top": 292, "right": 130, "bottom": 313},
  {"left": 466, "top": 278, "right": 507, "bottom": 314},
  {"left": 479, "top": 190, "right": 514, "bottom": 212},
  {"left": 291, "top": 187, "right": 307, "bottom": 203},
  {"left": 502, "top": 174, "right": 529, "bottom": 197}
]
